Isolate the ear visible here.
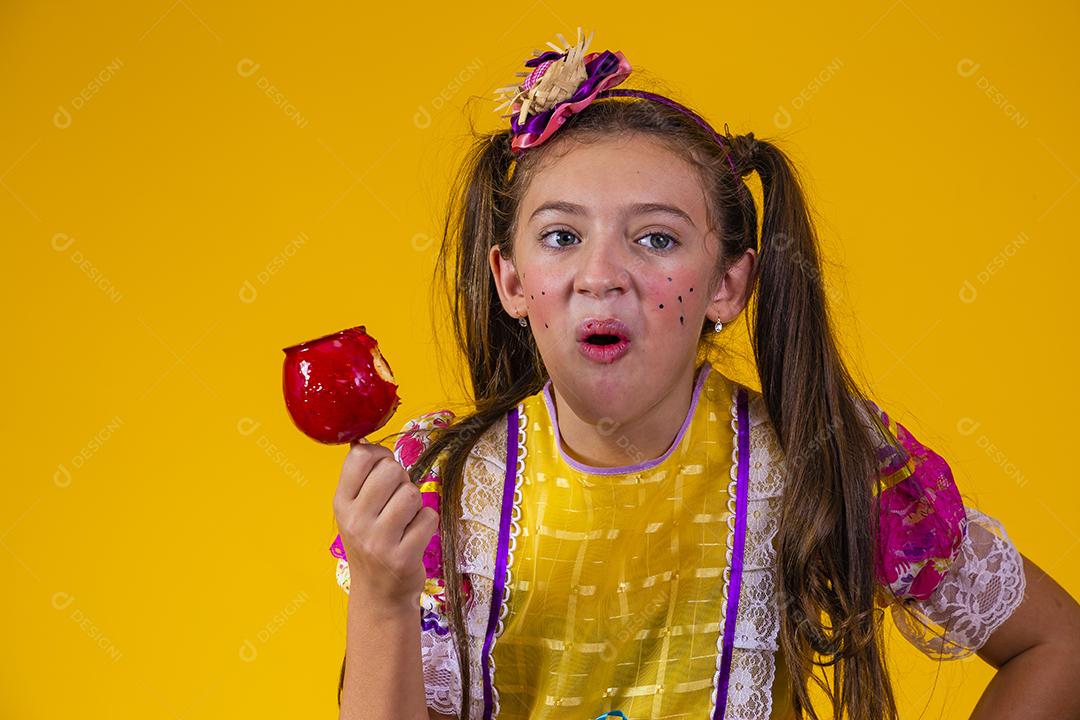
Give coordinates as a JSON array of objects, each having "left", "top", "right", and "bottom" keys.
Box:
[
  {"left": 488, "top": 244, "right": 527, "bottom": 318},
  {"left": 707, "top": 248, "right": 757, "bottom": 323}
]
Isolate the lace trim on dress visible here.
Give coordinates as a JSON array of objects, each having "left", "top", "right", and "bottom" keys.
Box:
[
  {"left": 711, "top": 388, "right": 787, "bottom": 720},
  {"left": 709, "top": 383, "right": 743, "bottom": 717},
  {"left": 459, "top": 414, "right": 513, "bottom": 719},
  {"left": 728, "top": 392, "right": 786, "bottom": 719},
  {"left": 416, "top": 410, "right": 514, "bottom": 719},
  {"left": 480, "top": 404, "right": 527, "bottom": 719},
  {"left": 890, "top": 504, "right": 1027, "bottom": 660}
]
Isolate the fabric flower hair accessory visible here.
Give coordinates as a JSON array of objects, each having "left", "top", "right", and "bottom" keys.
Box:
[
  {"left": 492, "top": 27, "right": 740, "bottom": 178},
  {"left": 493, "top": 27, "right": 632, "bottom": 153}
]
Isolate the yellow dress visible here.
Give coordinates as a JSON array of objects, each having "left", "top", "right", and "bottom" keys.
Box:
[
  {"left": 491, "top": 362, "right": 789, "bottom": 718},
  {"left": 331, "top": 360, "right": 1027, "bottom": 719}
]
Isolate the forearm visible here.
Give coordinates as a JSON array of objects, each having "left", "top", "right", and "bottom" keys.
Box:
[
  {"left": 970, "top": 642, "right": 1080, "bottom": 719},
  {"left": 340, "top": 587, "right": 429, "bottom": 720}
]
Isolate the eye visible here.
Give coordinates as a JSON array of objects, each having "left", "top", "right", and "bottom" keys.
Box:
[
  {"left": 539, "top": 229, "right": 580, "bottom": 248},
  {"left": 537, "top": 229, "right": 680, "bottom": 252},
  {"left": 636, "top": 232, "right": 679, "bottom": 252}
]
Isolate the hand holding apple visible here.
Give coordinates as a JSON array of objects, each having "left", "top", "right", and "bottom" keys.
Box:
[{"left": 332, "top": 440, "right": 438, "bottom": 607}]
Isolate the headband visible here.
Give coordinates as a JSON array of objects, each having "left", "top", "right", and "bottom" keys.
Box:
[{"left": 492, "top": 27, "right": 742, "bottom": 176}]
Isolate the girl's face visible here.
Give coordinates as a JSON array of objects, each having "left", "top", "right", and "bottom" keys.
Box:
[{"left": 489, "top": 132, "right": 754, "bottom": 421}]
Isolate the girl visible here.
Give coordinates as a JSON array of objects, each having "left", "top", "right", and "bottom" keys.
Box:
[{"left": 330, "top": 29, "right": 1080, "bottom": 720}]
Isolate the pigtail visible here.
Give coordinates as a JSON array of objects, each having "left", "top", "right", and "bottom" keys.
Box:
[
  {"left": 444, "top": 130, "right": 547, "bottom": 402},
  {"left": 395, "top": 128, "right": 547, "bottom": 719},
  {"left": 740, "top": 136, "right": 898, "bottom": 720}
]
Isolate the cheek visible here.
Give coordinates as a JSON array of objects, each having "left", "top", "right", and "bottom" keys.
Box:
[
  {"left": 519, "top": 266, "right": 563, "bottom": 331},
  {"left": 649, "top": 273, "right": 703, "bottom": 329}
]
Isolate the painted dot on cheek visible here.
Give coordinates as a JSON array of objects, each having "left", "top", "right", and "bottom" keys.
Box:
[
  {"left": 678, "top": 295, "right": 682, "bottom": 302},
  {"left": 679, "top": 315, "right": 684, "bottom": 325},
  {"left": 541, "top": 291, "right": 545, "bottom": 295},
  {"left": 667, "top": 277, "right": 672, "bottom": 282},
  {"left": 659, "top": 304, "right": 664, "bottom": 309}
]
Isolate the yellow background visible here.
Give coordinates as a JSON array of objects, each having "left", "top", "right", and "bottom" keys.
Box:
[{"left": 4, "top": 2, "right": 1077, "bottom": 717}]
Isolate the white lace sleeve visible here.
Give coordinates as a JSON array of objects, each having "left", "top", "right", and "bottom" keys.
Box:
[
  {"left": 421, "top": 629, "right": 463, "bottom": 715},
  {"left": 890, "top": 505, "right": 1027, "bottom": 660}
]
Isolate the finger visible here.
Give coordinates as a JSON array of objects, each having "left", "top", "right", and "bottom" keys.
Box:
[
  {"left": 353, "top": 455, "right": 411, "bottom": 523},
  {"left": 374, "top": 480, "right": 423, "bottom": 534},
  {"left": 335, "top": 442, "right": 394, "bottom": 507},
  {"left": 400, "top": 504, "right": 439, "bottom": 560}
]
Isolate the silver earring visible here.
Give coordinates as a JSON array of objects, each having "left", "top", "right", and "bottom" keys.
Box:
[
  {"left": 714, "top": 319, "right": 723, "bottom": 333},
  {"left": 518, "top": 315, "right": 528, "bottom": 327}
]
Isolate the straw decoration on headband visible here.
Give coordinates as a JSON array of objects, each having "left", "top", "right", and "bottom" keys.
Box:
[
  {"left": 492, "top": 27, "right": 740, "bottom": 175},
  {"left": 492, "top": 28, "right": 630, "bottom": 153}
]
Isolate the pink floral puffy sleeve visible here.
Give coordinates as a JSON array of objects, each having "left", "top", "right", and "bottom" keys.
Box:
[{"left": 865, "top": 400, "right": 1026, "bottom": 659}]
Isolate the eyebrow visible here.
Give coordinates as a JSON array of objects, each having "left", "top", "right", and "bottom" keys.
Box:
[{"left": 528, "top": 200, "right": 697, "bottom": 229}]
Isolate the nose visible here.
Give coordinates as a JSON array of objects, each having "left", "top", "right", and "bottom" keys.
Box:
[{"left": 574, "top": 235, "right": 632, "bottom": 298}]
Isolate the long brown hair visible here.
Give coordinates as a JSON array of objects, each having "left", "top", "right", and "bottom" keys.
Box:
[{"left": 338, "top": 92, "right": 907, "bottom": 719}]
